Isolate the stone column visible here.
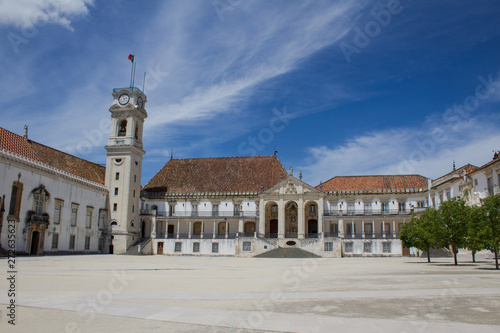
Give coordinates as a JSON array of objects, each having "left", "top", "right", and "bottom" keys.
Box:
[
  {"left": 166, "top": 221, "right": 169, "bottom": 239},
  {"left": 393, "top": 220, "right": 396, "bottom": 238},
  {"left": 339, "top": 218, "right": 344, "bottom": 238},
  {"left": 351, "top": 221, "right": 355, "bottom": 238},
  {"left": 318, "top": 199, "right": 324, "bottom": 237},
  {"left": 151, "top": 216, "right": 157, "bottom": 239},
  {"left": 213, "top": 221, "right": 216, "bottom": 239},
  {"left": 278, "top": 199, "right": 285, "bottom": 238},
  {"left": 188, "top": 221, "right": 192, "bottom": 239},
  {"left": 372, "top": 220, "right": 375, "bottom": 239},
  {"left": 225, "top": 220, "right": 228, "bottom": 239},
  {"left": 298, "top": 198, "right": 304, "bottom": 239},
  {"left": 176, "top": 220, "right": 180, "bottom": 239},
  {"left": 201, "top": 221, "right": 204, "bottom": 239},
  {"left": 382, "top": 221, "right": 386, "bottom": 238},
  {"left": 259, "top": 198, "right": 265, "bottom": 237},
  {"left": 362, "top": 220, "right": 365, "bottom": 239},
  {"left": 239, "top": 219, "right": 244, "bottom": 236}
]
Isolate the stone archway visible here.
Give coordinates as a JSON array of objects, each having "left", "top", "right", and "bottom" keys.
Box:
[
  {"left": 265, "top": 201, "right": 278, "bottom": 237},
  {"left": 285, "top": 201, "right": 298, "bottom": 238}
]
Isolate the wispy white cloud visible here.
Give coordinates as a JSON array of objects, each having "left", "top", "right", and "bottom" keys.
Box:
[
  {"left": 0, "top": 0, "right": 93, "bottom": 31},
  {"left": 300, "top": 114, "right": 500, "bottom": 186}
]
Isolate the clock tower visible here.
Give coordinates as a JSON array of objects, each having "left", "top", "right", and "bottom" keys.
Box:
[{"left": 105, "top": 87, "right": 147, "bottom": 254}]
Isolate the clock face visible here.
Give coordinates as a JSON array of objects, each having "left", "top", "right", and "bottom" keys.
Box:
[
  {"left": 118, "top": 93, "right": 129, "bottom": 105},
  {"left": 137, "top": 96, "right": 143, "bottom": 109}
]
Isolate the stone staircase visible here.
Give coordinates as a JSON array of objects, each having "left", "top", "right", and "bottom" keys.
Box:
[
  {"left": 254, "top": 247, "right": 320, "bottom": 258},
  {"left": 122, "top": 238, "right": 151, "bottom": 255}
]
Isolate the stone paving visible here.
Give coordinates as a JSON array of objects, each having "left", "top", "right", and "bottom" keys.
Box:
[{"left": 1, "top": 255, "right": 500, "bottom": 332}]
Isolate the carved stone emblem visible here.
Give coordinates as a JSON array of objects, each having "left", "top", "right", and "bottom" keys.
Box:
[{"left": 285, "top": 181, "right": 297, "bottom": 194}]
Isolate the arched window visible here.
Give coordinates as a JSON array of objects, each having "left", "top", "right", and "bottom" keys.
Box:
[
  {"left": 118, "top": 120, "right": 127, "bottom": 137},
  {"left": 134, "top": 124, "right": 139, "bottom": 139}
]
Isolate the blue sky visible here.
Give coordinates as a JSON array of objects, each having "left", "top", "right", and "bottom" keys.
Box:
[{"left": 1, "top": 0, "right": 500, "bottom": 186}]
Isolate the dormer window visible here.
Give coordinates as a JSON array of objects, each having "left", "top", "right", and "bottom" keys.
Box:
[{"left": 118, "top": 120, "right": 127, "bottom": 137}]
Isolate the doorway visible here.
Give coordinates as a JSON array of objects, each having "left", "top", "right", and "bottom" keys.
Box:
[
  {"left": 157, "top": 242, "right": 164, "bottom": 255},
  {"left": 30, "top": 231, "right": 40, "bottom": 255},
  {"left": 270, "top": 219, "right": 278, "bottom": 237}
]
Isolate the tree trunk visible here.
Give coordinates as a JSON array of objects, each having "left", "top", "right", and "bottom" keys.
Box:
[
  {"left": 495, "top": 248, "right": 499, "bottom": 270},
  {"left": 454, "top": 249, "right": 458, "bottom": 265},
  {"left": 472, "top": 250, "right": 476, "bottom": 263},
  {"left": 427, "top": 248, "right": 431, "bottom": 263}
]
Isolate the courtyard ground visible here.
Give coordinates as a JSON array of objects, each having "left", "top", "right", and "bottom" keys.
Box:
[{"left": 1, "top": 255, "right": 500, "bottom": 333}]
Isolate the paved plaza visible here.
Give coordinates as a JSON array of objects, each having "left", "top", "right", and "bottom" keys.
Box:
[{"left": 1, "top": 255, "right": 500, "bottom": 332}]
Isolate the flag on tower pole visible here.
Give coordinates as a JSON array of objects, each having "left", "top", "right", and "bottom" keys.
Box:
[{"left": 129, "top": 53, "right": 135, "bottom": 87}]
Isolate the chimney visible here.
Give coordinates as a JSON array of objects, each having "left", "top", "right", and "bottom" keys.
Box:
[{"left": 23, "top": 125, "right": 28, "bottom": 141}]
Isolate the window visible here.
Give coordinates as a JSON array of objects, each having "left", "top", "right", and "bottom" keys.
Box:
[
  {"left": 113, "top": 203, "right": 117, "bottom": 212},
  {"left": 85, "top": 236, "right": 90, "bottom": 250},
  {"left": 309, "top": 204, "right": 317, "bottom": 215},
  {"left": 242, "top": 241, "right": 252, "bottom": 251},
  {"left": 98, "top": 210, "right": 106, "bottom": 229},
  {"left": 134, "top": 175, "right": 137, "bottom": 182},
  {"left": 71, "top": 204, "right": 78, "bottom": 226},
  {"left": 8, "top": 180, "right": 24, "bottom": 219},
  {"left": 345, "top": 242, "right": 353, "bottom": 253},
  {"left": 383, "top": 242, "right": 391, "bottom": 253},
  {"left": 474, "top": 178, "right": 478, "bottom": 186},
  {"left": 118, "top": 120, "right": 127, "bottom": 136},
  {"left": 169, "top": 204, "right": 175, "bottom": 217},
  {"left": 346, "top": 223, "right": 355, "bottom": 234},
  {"left": 234, "top": 204, "right": 241, "bottom": 216},
  {"left": 271, "top": 204, "right": 278, "bottom": 217},
  {"left": 488, "top": 177, "right": 494, "bottom": 196},
  {"left": 115, "top": 172, "right": 120, "bottom": 180},
  {"left": 381, "top": 202, "right": 388, "bottom": 212},
  {"left": 364, "top": 203, "right": 372, "bottom": 214},
  {"left": 382, "top": 222, "right": 391, "bottom": 234},
  {"left": 98, "top": 237, "right": 103, "bottom": 251},
  {"left": 330, "top": 223, "right": 338, "bottom": 236},
  {"left": 192, "top": 204, "right": 198, "bottom": 216},
  {"left": 212, "top": 243, "right": 219, "bottom": 253},
  {"left": 324, "top": 242, "right": 333, "bottom": 252},
  {"left": 86, "top": 207, "right": 93, "bottom": 228},
  {"left": 51, "top": 233, "right": 59, "bottom": 249},
  {"left": 193, "top": 242, "right": 200, "bottom": 253},
  {"left": 364, "top": 242, "right": 372, "bottom": 253},
  {"left": 212, "top": 204, "right": 219, "bottom": 217},
  {"left": 114, "top": 188, "right": 119, "bottom": 195},
  {"left": 174, "top": 242, "right": 182, "bottom": 252},
  {"left": 34, "top": 193, "right": 44, "bottom": 215},
  {"left": 54, "top": 200, "right": 63, "bottom": 224},
  {"left": 134, "top": 125, "right": 138, "bottom": 139},
  {"left": 347, "top": 203, "right": 355, "bottom": 214},
  {"left": 69, "top": 235, "right": 75, "bottom": 250},
  {"left": 398, "top": 202, "right": 406, "bottom": 212},
  {"left": 417, "top": 201, "right": 425, "bottom": 208},
  {"left": 132, "top": 205, "right": 134, "bottom": 213},
  {"left": 133, "top": 190, "right": 135, "bottom": 197}
]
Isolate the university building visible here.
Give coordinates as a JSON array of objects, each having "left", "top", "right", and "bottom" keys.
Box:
[{"left": 1, "top": 86, "right": 499, "bottom": 257}]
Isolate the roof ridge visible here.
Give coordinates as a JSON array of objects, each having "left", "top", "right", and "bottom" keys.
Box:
[{"left": 170, "top": 155, "right": 278, "bottom": 161}]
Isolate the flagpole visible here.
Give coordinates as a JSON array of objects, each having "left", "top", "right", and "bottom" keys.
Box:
[
  {"left": 132, "top": 62, "right": 137, "bottom": 88},
  {"left": 130, "top": 58, "right": 134, "bottom": 87}
]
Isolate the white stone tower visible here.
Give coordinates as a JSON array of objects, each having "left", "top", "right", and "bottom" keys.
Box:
[{"left": 105, "top": 87, "right": 147, "bottom": 254}]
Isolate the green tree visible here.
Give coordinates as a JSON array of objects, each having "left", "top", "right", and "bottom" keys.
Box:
[
  {"left": 440, "top": 197, "right": 469, "bottom": 265},
  {"left": 399, "top": 209, "right": 444, "bottom": 263},
  {"left": 466, "top": 205, "right": 486, "bottom": 263},
  {"left": 480, "top": 195, "right": 500, "bottom": 270}
]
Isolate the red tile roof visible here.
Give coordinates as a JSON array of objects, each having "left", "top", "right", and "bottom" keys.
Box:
[
  {"left": 142, "top": 156, "right": 287, "bottom": 193},
  {"left": 319, "top": 175, "right": 428, "bottom": 193},
  {"left": 0, "top": 127, "right": 105, "bottom": 184}
]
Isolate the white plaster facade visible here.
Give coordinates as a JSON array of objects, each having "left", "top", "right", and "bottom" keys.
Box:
[{"left": 0, "top": 148, "right": 108, "bottom": 255}]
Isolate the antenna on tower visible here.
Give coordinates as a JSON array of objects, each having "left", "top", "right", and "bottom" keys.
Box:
[
  {"left": 273, "top": 145, "right": 278, "bottom": 156},
  {"left": 170, "top": 148, "right": 174, "bottom": 160}
]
